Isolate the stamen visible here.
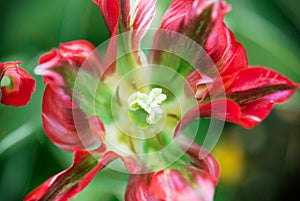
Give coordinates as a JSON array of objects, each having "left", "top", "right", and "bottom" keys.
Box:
[
  {"left": 167, "top": 113, "right": 180, "bottom": 120},
  {"left": 131, "top": 81, "right": 137, "bottom": 90},
  {"left": 116, "top": 86, "right": 122, "bottom": 106}
]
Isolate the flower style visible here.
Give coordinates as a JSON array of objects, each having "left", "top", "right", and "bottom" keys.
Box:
[
  {"left": 0, "top": 61, "right": 35, "bottom": 107},
  {"left": 24, "top": 0, "right": 299, "bottom": 201}
]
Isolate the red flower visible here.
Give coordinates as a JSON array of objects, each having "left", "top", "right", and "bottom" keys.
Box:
[
  {"left": 0, "top": 61, "right": 35, "bottom": 107},
  {"left": 25, "top": 0, "right": 299, "bottom": 200}
]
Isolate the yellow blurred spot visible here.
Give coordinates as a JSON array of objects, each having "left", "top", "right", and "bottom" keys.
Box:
[{"left": 213, "top": 140, "right": 245, "bottom": 184}]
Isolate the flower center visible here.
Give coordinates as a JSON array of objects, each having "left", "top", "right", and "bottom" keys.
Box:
[{"left": 128, "top": 88, "right": 167, "bottom": 125}]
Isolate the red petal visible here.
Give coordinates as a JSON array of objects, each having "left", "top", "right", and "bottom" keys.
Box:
[
  {"left": 37, "top": 49, "right": 69, "bottom": 101},
  {"left": 127, "top": 168, "right": 217, "bottom": 201},
  {"left": 0, "top": 62, "right": 36, "bottom": 107},
  {"left": 131, "top": 0, "right": 156, "bottom": 31},
  {"left": 174, "top": 98, "right": 241, "bottom": 137},
  {"left": 36, "top": 40, "right": 101, "bottom": 101},
  {"left": 59, "top": 40, "right": 101, "bottom": 70},
  {"left": 225, "top": 67, "right": 298, "bottom": 128},
  {"left": 189, "top": 168, "right": 216, "bottom": 201},
  {"left": 94, "top": 0, "right": 156, "bottom": 35},
  {"left": 38, "top": 41, "right": 108, "bottom": 151},
  {"left": 94, "top": 1, "right": 157, "bottom": 77},
  {"left": 151, "top": 0, "right": 230, "bottom": 76},
  {"left": 237, "top": 89, "right": 298, "bottom": 129},
  {"left": 40, "top": 40, "right": 97, "bottom": 70},
  {"left": 160, "top": 0, "right": 194, "bottom": 32},
  {"left": 205, "top": 23, "right": 248, "bottom": 76},
  {"left": 122, "top": 0, "right": 156, "bottom": 50},
  {"left": 149, "top": 170, "right": 201, "bottom": 201},
  {"left": 93, "top": 0, "right": 120, "bottom": 35},
  {"left": 183, "top": 141, "right": 220, "bottom": 182},
  {"left": 161, "top": 0, "right": 230, "bottom": 45},
  {"left": 125, "top": 142, "right": 219, "bottom": 201},
  {"left": 121, "top": 0, "right": 156, "bottom": 31},
  {"left": 125, "top": 174, "right": 158, "bottom": 201},
  {"left": 226, "top": 67, "right": 297, "bottom": 97},
  {"left": 94, "top": 0, "right": 157, "bottom": 76},
  {"left": 238, "top": 98, "right": 275, "bottom": 129},
  {"left": 147, "top": 144, "right": 219, "bottom": 200},
  {"left": 60, "top": 40, "right": 95, "bottom": 55},
  {"left": 24, "top": 150, "right": 117, "bottom": 201},
  {"left": 42, "top": 86, "right": 100, "bottom": 151}
]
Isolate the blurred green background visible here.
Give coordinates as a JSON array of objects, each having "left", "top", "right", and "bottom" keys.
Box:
[{"left": 0, "top": 0, "right": 299, "bottom": 200}]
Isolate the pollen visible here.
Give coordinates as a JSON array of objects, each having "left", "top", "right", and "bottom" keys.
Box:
[{"left": 128, "top": 88, "right": 167, "bottom": 124}]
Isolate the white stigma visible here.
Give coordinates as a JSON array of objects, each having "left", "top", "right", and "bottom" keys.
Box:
[{"left": 128, "top": 88, "right": 167, "bottom": 124}]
